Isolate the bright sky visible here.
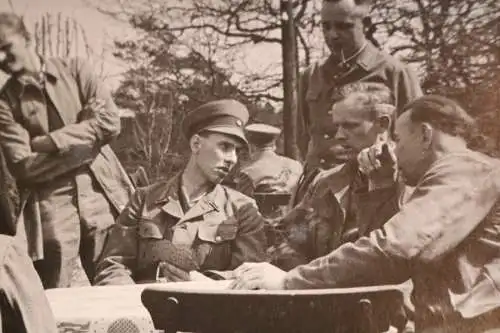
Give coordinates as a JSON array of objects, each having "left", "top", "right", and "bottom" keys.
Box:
[{"left": 0, "top": 0, "right": 287, "bottom": 93}]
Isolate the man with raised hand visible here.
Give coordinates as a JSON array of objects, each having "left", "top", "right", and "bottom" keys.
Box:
[{"left": 232, "top": 95, "right": 500, "bottom": 332}]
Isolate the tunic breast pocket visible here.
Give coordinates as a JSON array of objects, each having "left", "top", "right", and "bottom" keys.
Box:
[
  {"left": 195, "top": 218, "right": 238, "bottom": 270},
  {"left": 137, "top": 220, "right": 167, "bottom": 267}
]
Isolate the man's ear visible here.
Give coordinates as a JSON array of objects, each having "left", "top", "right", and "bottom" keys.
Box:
[
  {"left": 376, "top": 115, "right": 391, "bottom": 133},
  {"left": 421, "top": 123, "right": 433, "bottom": 146},
  {"left": 190, "top": 134, "right": 202, "bottom": 153}
]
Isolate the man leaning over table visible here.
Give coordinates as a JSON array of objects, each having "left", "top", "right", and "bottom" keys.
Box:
[
  {"left": 270, "top": 82, "right": 407, "bottom": 271},
  {"left": 0, "top": 13, "right": 134, "bottom": 289},
  {"left": 94, "top": 99, "right": 267, "bottom": 285},
  {"left": 231, "top": 95, "right": 500, "bottom": 333},
  {"left": 0, "top": 234, "right": 57, "bottom": 333}
]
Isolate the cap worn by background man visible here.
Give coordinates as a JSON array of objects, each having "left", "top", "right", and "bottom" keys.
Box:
[
  {"left": 245, "top": 123, "right": 281, "bottom": 148},
  {"left": 182, "top": 99, "right": 250, "bottom": 144}
]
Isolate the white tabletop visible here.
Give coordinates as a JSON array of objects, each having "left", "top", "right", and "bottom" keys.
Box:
[{"left": 46, "top": 281, "right": 231, "bottom": 333}]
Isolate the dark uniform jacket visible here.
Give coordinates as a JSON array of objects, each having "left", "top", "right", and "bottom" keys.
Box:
[
  {"left": 270, "top": 161, "right": 406, "bottom": 270},
  {"left": 95, "top": 173, "right": 267, "bottom": 285},
  {"left": 0, "top": 57, "right": 134, "bottom": 260},
  {"left": 283, "top": 150, "right": 500, "bottom": 332},
  {"left": 0, "top": 235, "right": 57, "bottom": 333}
]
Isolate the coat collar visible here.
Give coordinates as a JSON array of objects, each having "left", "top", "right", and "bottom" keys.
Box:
[
  {"left": 320, "top": 41, "right": 382, "bottom": 76},
  {"left": 7, "top": 57, "right": 59, "bottom": 96},
  {"left": 156, "top": 172, "right": 224, "bottom": 222},
  {"left": 3, "top": 57, "right": 71, "bottom": 132}
]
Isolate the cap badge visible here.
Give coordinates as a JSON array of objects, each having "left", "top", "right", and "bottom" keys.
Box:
[{"left": 236, "top": 119, "right": 243, "bottom": 127}]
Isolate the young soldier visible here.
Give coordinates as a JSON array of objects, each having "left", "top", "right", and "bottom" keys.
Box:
[{"left": 95, "top": 99, "right": 267, "bottom": 284}]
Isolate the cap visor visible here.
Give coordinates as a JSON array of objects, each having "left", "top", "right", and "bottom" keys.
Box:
[{"left": 204, "top": 126, "right": 248, "bottom": 144}]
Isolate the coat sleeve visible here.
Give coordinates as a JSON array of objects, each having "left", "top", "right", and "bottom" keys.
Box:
[
  {"left": 353, "top": 182, "right": 405, "bottom": 236},
  {"left": 229, "top": 200, "right": 268, "bottom": 269},
  {"left": 0, "top": 99, "right": 100, "bottom": 184},
  {"left": 283, "top": 156, "right": 500, "bottom": 289},
  {"left": 93, "top": 189, "right": 144, "bottom": 285},
  {"left": 0, "top": 237, "right": 58, "bottom": 333},
  {"left": 47, "top": 57, "right": 121, "bottom": 153}
]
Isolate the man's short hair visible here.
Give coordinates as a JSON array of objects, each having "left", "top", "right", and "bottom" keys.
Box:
[
  {"left": 0, "top": 12, "right": 30, "bottom": 41},
  {"left": 322, "top": 0, "right": 371, "bottom": 18},
  {"left": 335, "top": 82, "right": 395, "bottom": 120},
  {"left": 324, "top": 0, "right": 371, "bottom": 5},
  {"left": 402, "top": 95, "right": 475, "bottom": 138}
]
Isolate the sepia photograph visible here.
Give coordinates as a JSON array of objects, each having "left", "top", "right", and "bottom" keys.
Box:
[{"left": 0, "top": 0, "right": 499, "bottom": 332}]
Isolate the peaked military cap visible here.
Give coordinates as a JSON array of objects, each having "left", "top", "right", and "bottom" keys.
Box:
[
  {"left": 182, "top": 99, "right": 249, "bottom": 144},
  {"left": 245, "top": 123, "right": 281, "bottom": 147}
]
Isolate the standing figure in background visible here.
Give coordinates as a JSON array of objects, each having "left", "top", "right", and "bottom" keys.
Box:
[
  {"left": 235, "top": 123, "right": 303, "bottom": 247},
  {"left": 235, "top": 123, "right": 303, "bottom": 200},
  {"left": 0, "top": 12, "right": 134, "bottom": 288},
  {"left": 293, "top": 0, "right": 422, "bottom": 205}
]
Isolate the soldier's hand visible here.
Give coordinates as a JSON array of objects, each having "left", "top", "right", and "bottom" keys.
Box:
[
  {"left": 79, "top": 98, "right": 107, "bottom": 121},
  {"left": 357, "top": 135, "right": 397, "bottom": 190},
  {"left": 229, "top": 262, "right": 287, "bottom": 290},
  {"left": 157, "top": 262, "right": 190, "bottom": 282}
]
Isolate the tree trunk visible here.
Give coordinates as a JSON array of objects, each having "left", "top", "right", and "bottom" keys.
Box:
[{"left": 280, "top": 0, "right": 300, "bottom": 160}]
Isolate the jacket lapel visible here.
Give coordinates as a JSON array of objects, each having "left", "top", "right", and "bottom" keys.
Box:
[
  {"left": 179, "top": 184, "right": 222, "bottom": 223},
  {"left": 3, "top": 79, "right": 49, "bottom": 134},
  {"left": 159, "top": 173, "right": 184, "bottom": 219},
  {"left": 159, "top": 173, "right": 224, "bottom": 223},
  {"left": 43, "top": 59, "right": 75, "bottom": 125}
]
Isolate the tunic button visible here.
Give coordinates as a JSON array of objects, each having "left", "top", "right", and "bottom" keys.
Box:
[
  {"left": 215, "top": 235, "right": 222, "bottom": 242},
  {"left": 320, "top": 159, "right": 326, "bottom": 164},
  {"left": 323, "top": 134, "right": 330, "bottom": 139}
]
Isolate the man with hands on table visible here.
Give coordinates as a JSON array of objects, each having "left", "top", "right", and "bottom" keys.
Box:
[
  {"left": 94, "top": 99, "right": 267, "bottom": 285},
  {"left": 231, "top": 95, "right": 500, "bottom": 332}
]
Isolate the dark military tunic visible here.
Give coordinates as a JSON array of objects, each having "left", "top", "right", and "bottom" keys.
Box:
[
  {"left": 95, "top": 173, "right": 267, "bottom": 285},
  {"left": 270, "top": 161, "right": 406, "bottom": 270}
]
